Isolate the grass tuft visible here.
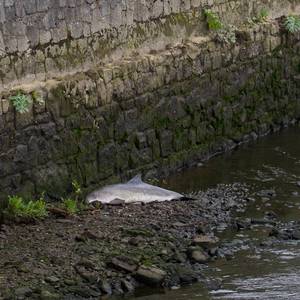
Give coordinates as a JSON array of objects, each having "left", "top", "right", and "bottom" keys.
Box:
[
  {"left": 5, "top": 196, "right": 47, "bottom": 220},
  {"left": 62, "top": 198, "right": 78, "bottom": 215}
]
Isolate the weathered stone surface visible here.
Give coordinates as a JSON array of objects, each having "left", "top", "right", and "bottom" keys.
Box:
[
  {"left": 188, "top": 247, "right": 210, "bottom": 263},
  {"left": 109, "top": 256, "right": 138, "bottom": 273},
  {"left": 193, "top": 235, "right": 219, "bottom": 249},
  {"left": 0, "top": 2, "right": 300, "bottom": 201},
  {"left": 135, "top": 265, "right": 166, "bottom": 286}
]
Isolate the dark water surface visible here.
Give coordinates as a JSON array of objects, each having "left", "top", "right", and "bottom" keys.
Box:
[{"left": 129, "top": 127, "right": 300, "bottom": 300}]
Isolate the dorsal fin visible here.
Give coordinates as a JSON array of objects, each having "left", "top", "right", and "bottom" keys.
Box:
[{"left": 128, "top": 174, "right": 143, "bottom": 184}]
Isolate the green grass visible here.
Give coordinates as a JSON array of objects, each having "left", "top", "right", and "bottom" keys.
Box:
[
  {"left": 62, "top": 198, "right": 78, "bottom": 215},
  {"left": 5, "top": 196, "right": 47, "bottom": 219}
]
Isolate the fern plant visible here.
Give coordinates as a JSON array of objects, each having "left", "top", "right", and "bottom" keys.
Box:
[
  {"left": 204, "top": 9, "right": 223, "bottom": 31},
  {"left": 5, "top": 196, "right": 47, "bottom": 219},
  {"left": 9, "top": 92, "right": 32, "bottom": 113},
  {"left": 284, "top": 16, "right": 300, "bottom": 33}
]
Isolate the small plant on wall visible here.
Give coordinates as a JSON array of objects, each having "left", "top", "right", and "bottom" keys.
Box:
[
  {"left": 204, "top": 9, "right": 237, "bottom": 45},
  {"left": 215, "top": 25, "right": 237, "bottom": 45},
  {"left": 284, "top": 15, "right": 300, "bottom": 33},
  {"left": 204, "top": 9, "right": 223, "bottom": 30},
  {"left": 9, "top": 91, "right": 32, "bottom": 113}
]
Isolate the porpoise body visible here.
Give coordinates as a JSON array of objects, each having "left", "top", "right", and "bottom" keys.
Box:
[{"left": 86, "top": 174, "right": 184, "bottom": 204}]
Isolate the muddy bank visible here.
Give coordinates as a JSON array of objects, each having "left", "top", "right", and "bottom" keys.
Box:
[{"left": 0, "top": 183, "right": 249, "bottom": 300}]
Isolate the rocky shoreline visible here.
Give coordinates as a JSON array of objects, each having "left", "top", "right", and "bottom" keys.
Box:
[{"left": 0, "top": 183, "right": 250, "bottom": 300}]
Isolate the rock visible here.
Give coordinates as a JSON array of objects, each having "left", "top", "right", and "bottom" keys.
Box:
[
  {"left": 45, "top": 276, "right": 60, "bottom": 285},
  {"left": 269, "top": 228, "right": 290, "bottom": 240},
  {"left": 257, "top": 189, "right": 276, "bottom": 197},
  {"left": 47, "top": 207, "right": 69, "bottom": 218},
  {"left": 265, "top": 211, "right": 277, "bottom": 219},
  {"left": 99, "top": 279, "right": 112, "bottom": 295},
  {"left": 75, "top": 265, "right": 98, "bottom": 283},
  {"left": 208, "top": 247, "right": 219, "bottom": 257},
  {"left": 75, "top": 230, "right": 100, "bottom": 242},
  {"left": 205, "top": 278, "right": 222, "bottom": 290},
  {"left": 67, "top": 285, "right": 99, "bottom": 298},
  {"left": 121, "top": 278, "right": 135, "bottom": 292},
  {"left": 111, "top": 280, "right": 124, "bottom": 295},
  {"left": 123, "top": 227, "right": 154, "bottom": 237},
  {"left": 196, "top": 224, "right": 209, "bottom": 234},
  {"left": 128, "top": 236, "right": 144, "bottom": 246},
  {"left": 15, "top": 287, "right": 33, "bottom": 298},
  {"left": 64, "top": 279, "right": 76, "bottom": 286},
  {"left": 76, "top": 258, "right": 96, "bottom": 269},
  {"left": 109, "top": 256, "right": 138, "bottom": 273},
  {"left": 135, "top": 265, "right": 166, "bottom": 286},
  {"left": 172, "top": 222, "right": 188, "bottom": 228},
  {"left": 188, "top": 247, "right": 209, "bottom": 263},
  {"left": 40, "top": 290, "right": 60, "bottom": 300},
  {"left": 172, "top": 250, "right": 187, "bottom": 263},
  {"left": 193, "top": 235, "right": 219, "bottom": 249},
  {"left": 251, "top": 218, "right": 276, "bottom": 226},
  {"left": 292, "top": 230, "right": 300, "bottom": 240},
  {"left": 174, "top": 266, "right": 198, "bottom": 284},
  {"left": 235, "top": 218, "right": 251, "bottom": 230}
]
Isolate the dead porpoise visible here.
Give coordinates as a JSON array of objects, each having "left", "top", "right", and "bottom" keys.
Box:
[{"left": 86, "top": 174, "right": 184, "bottom": 204}]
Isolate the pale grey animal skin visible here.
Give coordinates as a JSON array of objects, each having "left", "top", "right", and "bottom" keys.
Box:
[{"left": 86, "top": 174, "right": 184, "bottom": 204}]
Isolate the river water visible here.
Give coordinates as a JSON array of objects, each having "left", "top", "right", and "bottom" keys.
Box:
[{"left": 128, "top": 127, "right": 300, "bottom": 300}]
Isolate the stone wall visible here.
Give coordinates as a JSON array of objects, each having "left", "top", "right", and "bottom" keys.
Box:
[
  {"left": 1, "top": 18, "right": 300, "bottom": 201},
  {"left": 1, "top": 1, "right": 300, "bottom": 201},
  {"left": 0, "top": 0, "right": 299, "bottom": 89}
]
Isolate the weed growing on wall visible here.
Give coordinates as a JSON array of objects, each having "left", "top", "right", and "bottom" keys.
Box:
[
  {"left": 255, "top": 8, "right": 269, "bottom": 23},
  {"left": 9, "top": 92, "right": 32, "bottom": 113},
  {"left": 204, "top": 9, "right": 223, "bottom": 30},
  {"left": 216, "top": 25, "right": 237, "bottom": 45},
  {"left": 247, "top": 8, "right": 269, "bottom": 26},
  {"left": 284, "top": 16, "right": 300, "bottom": 33},
  {"left": 204, "top": 9, "right": 236, "bottom": 45}
]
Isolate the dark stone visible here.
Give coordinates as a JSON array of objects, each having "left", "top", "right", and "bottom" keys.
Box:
[
  {"left": 121, "top": 278, "right": 135, "bottom": 292},
  {"left": 109, "top": 256, "right": 138, "bottom": 273},
  {"left": 45, "top": 276, "right": 60, "bottom": 285},
  {"left": 99, "top": 279, "right": 112, "bottom": 295},
  {"left": 251, "top": 218, "right": 276, "bottom": 226},
  {"left": 40, "top": 290, "right": 60, "bottom": 300},
  {"left": 292, "top": 230, "right": 300, "bottom": 240},
  {"left": 174, "top": 266, "right": 198, "bottom": 284},
  {"left": 15, "top": 287, "right": 33, "bottom": 298}
]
